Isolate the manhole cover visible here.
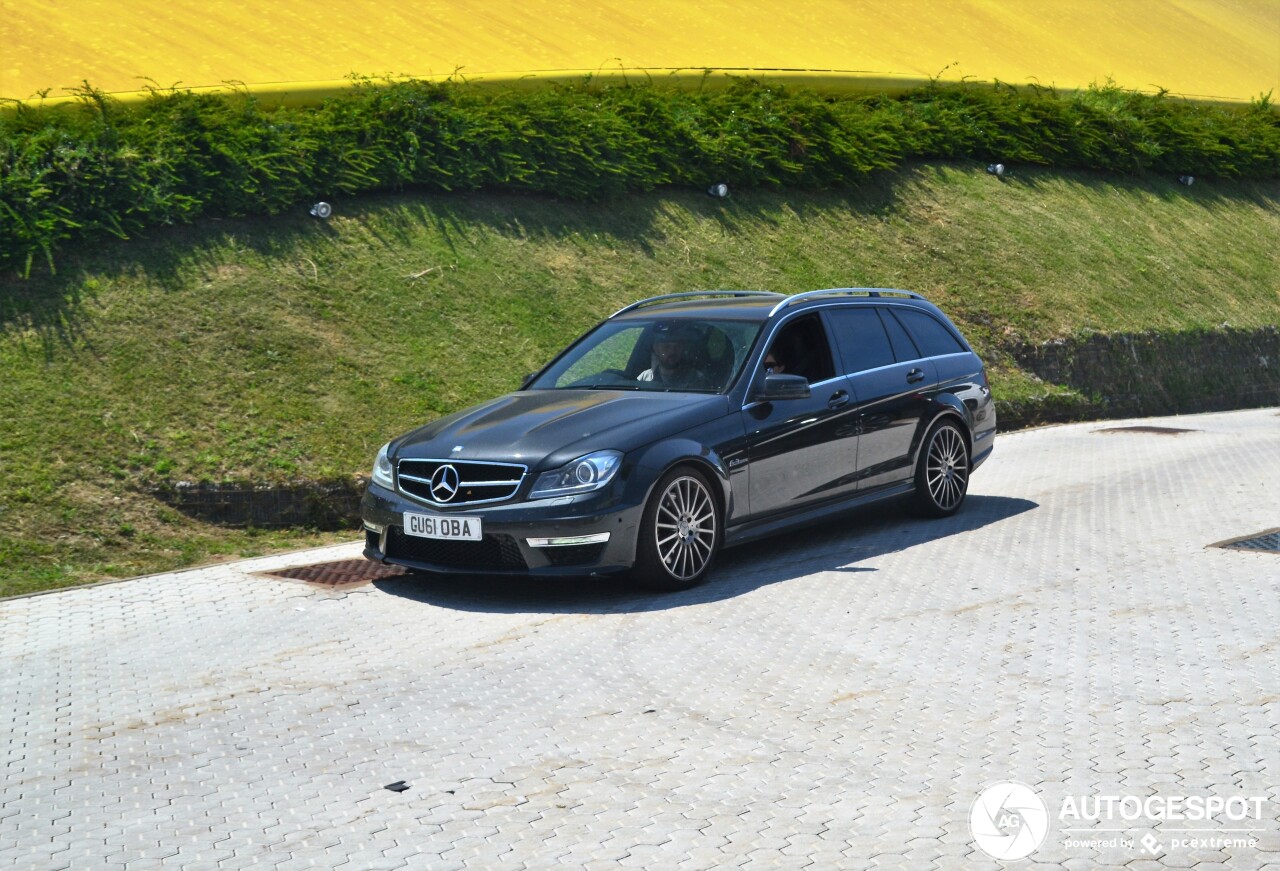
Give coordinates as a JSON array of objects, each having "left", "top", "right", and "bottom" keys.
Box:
[
  {"left": 255, "top": 559, "right": 411, "bottom": 588},
  {"left": 1097, "top": 425, "right": 1199, "bottom": 435},
  {"left": 1208, "top": 529, "right": 1280, "bottom": 555}
]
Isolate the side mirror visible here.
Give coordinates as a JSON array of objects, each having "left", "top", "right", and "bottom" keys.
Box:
[{"left": 753, "top": 372, "right": 811, "bottom": 402}]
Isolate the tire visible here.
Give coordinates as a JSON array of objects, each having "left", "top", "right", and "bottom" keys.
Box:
[
  {"left": 911, "top": 418, "right": 971, "bottom": 518},
  {"left": 632, "top": 466, "right": 722, "bottom": 591}
]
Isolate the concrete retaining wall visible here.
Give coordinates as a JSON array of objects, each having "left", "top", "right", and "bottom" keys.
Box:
[
  {"left": 151, "top": 477, "right": 367, "bottom": 530},
  {"left": 1001, "top": 326, "right": 1280, "bottom": 429}
]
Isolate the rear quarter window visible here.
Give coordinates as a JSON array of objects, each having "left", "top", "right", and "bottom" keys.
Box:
[
  {"left": 878, "top": 308, "right": 922, "bottom": 362},
  {"left": 892, "top": 309, "right": 968, "bottom": 357}
]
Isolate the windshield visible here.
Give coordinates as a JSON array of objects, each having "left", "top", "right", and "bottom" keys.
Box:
[{"left": 529, "top": 318, "right": 765, "bottom": 394}]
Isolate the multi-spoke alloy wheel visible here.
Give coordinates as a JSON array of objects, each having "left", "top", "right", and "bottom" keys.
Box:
[
  {"left": 635, "top": 467, "right": 721, "bottom": 590},
  {"left": 912, "top": 420, "right": 971, "bottom": 517}
]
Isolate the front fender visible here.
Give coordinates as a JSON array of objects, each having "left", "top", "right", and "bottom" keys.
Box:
[{"left": 630, "top": 437, "right": 733, "bottom": 514}]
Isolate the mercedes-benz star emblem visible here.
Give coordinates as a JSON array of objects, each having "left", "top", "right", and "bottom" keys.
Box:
[{"left": 429, "top": 464, "right": 461, "bottom": 502}]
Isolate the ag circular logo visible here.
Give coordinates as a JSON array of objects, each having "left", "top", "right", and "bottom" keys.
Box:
[{"left": 969, "top": 781, "right": 1049, "bottom": 860}]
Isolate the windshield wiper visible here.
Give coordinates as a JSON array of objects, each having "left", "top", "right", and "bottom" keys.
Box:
[{"left": 562, "top": 384, "right": 643, "bottom": 391}]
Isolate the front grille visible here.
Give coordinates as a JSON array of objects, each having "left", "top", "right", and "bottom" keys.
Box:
[
  {"left": 397, "top": 459, "right": 526, "bottom": 506},
  {"left": 385, "top": 527, "right": 527, "bottom": 571},
  {"left": 542, "top": 543, "right": 608, "bottom": 567}
]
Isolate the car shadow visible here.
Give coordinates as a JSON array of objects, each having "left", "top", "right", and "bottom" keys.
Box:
[{"left": 373, "top": 493, "right": 1038, "bottom": 614}]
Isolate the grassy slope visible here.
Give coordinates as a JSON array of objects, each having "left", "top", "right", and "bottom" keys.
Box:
[{"left": 1, "top": 164, "right": 1277, "bottom": 596}]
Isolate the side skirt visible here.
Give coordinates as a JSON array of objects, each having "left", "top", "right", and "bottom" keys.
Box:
[{"left": 723, "top": 481, "right": 915, "bottom": 549}]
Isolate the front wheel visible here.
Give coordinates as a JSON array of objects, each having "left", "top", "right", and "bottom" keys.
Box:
[
  {"left": 911, "top": 419, "right": 971, "bottom": 518},
  {"left": 632, "top": 467, "right": 721, "bottom": 591}
]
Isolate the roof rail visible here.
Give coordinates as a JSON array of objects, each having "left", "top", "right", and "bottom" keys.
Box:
[
  {"left": 767, "top": 288, "right": 926, "bottom": 316},
  {"left": 610, "top": 290, "right": 784, "bottom": 318}
]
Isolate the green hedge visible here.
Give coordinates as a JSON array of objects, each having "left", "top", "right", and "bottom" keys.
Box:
[{"left": 2, "top": 79, "right": 1276, "bottom": 275}]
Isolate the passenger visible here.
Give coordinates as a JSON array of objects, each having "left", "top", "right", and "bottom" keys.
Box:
[
  {"left": 638, "top": 322, "right": 710, "bottom": 389},
  {"left": 763, "top": 331, "right": 801, "bottom": 377}
]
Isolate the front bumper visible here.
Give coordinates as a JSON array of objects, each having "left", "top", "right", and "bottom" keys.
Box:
[{"left": 361, "top": 480, "right": 645, "bottom": 577}]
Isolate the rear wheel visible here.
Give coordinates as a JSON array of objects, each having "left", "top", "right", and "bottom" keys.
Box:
[
  {"left": 633, "top": 466, "right": 721, "bottom": 590},
  {"left": 911, "top": 418, "right": 970, "bottom": 517}
]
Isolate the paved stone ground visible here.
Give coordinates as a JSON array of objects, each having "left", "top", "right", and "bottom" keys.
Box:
[{"left": 2, "top": 409, "right": 1278, "bottom": 870}]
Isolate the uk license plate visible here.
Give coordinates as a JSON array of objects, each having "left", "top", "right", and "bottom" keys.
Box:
[{"left": 403, "top": 512, "right": 482, "bottom": 541}]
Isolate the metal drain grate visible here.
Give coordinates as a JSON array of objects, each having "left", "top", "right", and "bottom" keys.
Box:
[
  {"left": 1208, "top": 529, "right": 1280, "bottom": 555},
  {"left": 1097, "top": 425, "right": 1199, "bottom": 435},
  {"left": 255, "top": 559, "right": 412, "bottom": 588}
]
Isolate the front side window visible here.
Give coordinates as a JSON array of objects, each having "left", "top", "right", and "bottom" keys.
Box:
[
  {"left": 530, "top": 318, "right": 764, "bottom": 394},
  {"left": 761, "top": 314, "right": 836, "bottom": 384}
]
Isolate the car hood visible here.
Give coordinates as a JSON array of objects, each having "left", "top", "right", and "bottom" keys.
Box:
[{"left": 392, "top": 389, "right": 728, "bottom": 469}]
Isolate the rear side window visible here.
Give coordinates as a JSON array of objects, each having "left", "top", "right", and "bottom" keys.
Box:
[
  {"left": 879, "top": 308, "right": 922, "bottom": 362},
  {"left": 826, "top": 308, "right": 895, "bottom": 374},
  {"left": 894, "top": 309, "right": 967, "bottom": 357}
]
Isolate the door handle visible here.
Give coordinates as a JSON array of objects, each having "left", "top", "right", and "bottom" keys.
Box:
[
  {"left": 827, "top": 390, "right": 850, "bottom": 409},
  {"left": 906, "top": 368, "right": 925, "bottom": 384}
]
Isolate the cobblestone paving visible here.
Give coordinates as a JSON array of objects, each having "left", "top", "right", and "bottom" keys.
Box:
[{"left": 2, "top": 409, "right": 1278, "bottom": 870}]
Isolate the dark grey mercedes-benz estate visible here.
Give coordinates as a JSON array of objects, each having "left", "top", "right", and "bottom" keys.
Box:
[{"left": 361, "top": 289, "right": 996, "bottom": 589}]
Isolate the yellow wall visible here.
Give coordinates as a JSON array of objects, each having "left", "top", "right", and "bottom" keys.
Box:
[{"left": 3, "top": 0, "right": 1276, "bottom": 106}]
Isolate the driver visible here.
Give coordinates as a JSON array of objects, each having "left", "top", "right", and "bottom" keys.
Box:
[{"left": 638, "top": 322, "right": 709, "bottom": 389}]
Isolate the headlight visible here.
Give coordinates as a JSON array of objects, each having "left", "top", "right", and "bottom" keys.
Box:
[
  {"left": 372, "top": 443, "right": 395, "bottom": 490},
  {"left": 529, "top": 450, "right": 622, "bottom": 499}
]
